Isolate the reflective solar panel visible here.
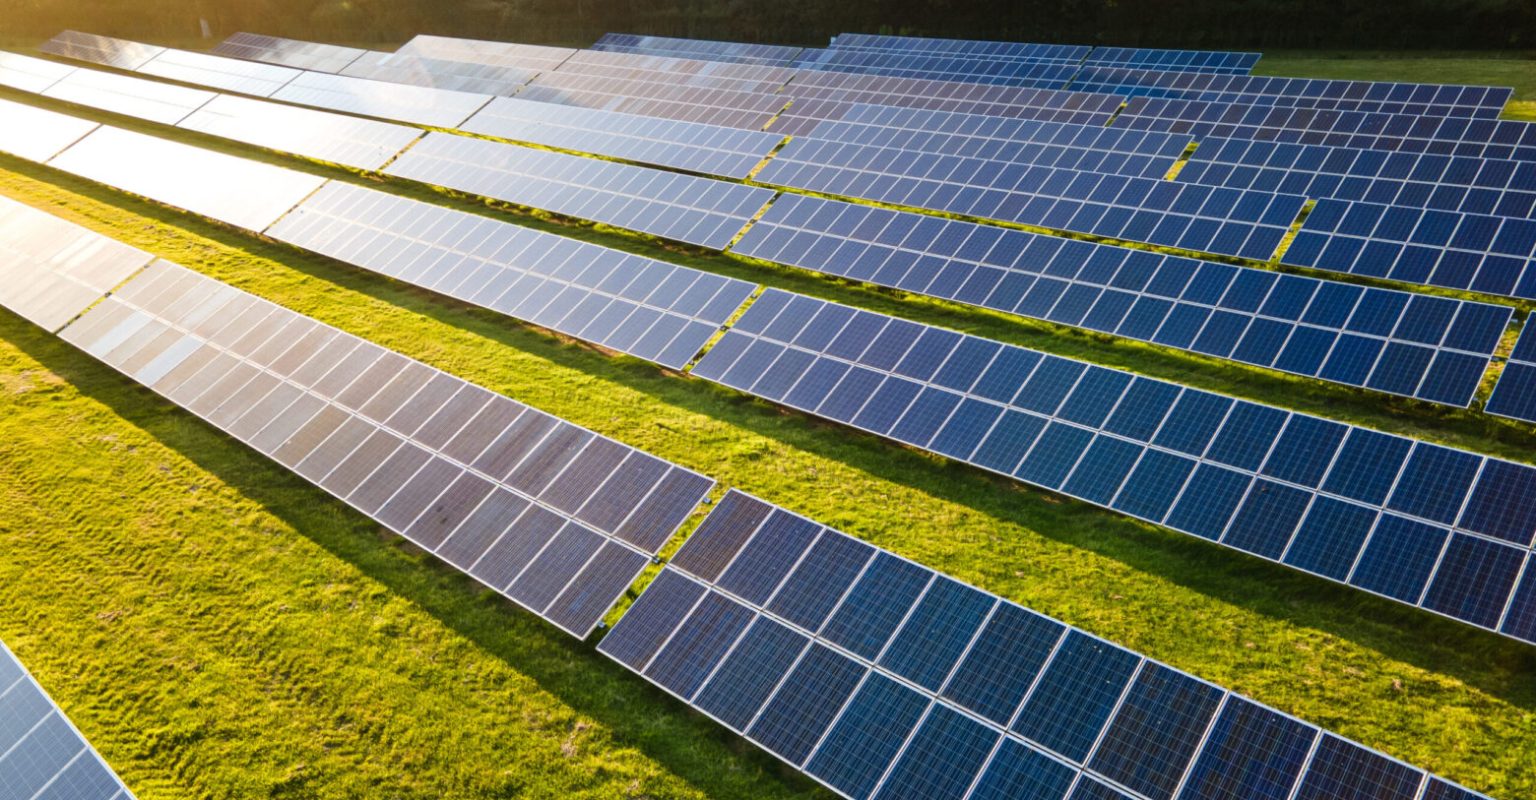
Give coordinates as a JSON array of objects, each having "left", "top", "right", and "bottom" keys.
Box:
[
  {"left": 0, "top": 50, "right": 76, "bottom": 93},
  {"left": 1178, "top": 137, "right": 1536, "bottom": 219},
  {"left": 460, "top": 97, "right": 785, "bottom": 179},
  {"left": 827, "top": 33, "right": 1089, "bottom": 64},
  {"left": 45, "top": 125, "right": 329, "bottom": 232},
  {"left": 599, "top": 488, "right": 1491, "bottom": 800},
  {"left": 754, "top": 141, "right": 1302, "bottom": 261},
  {"left": 40, "top": 30, "right": 164, "bottom": 70},
  {"left": 0, "top": 97, "right": 99, "bottom": 163},
  {"left": 340, "top": 50, "right": 538, "bottom": 96},
  {"left": 137, "top": 48, "right": 302, "bottom": 97},
  {"left": 516, "top": 72, "right": 790, "bottom": 130},
  {"left": 270, "top": 70, "right": 493, "bottom": 128},
  {"left": 0, "top": 194, "right": 155, "bottom": 332},
  {"left": 396, "top": 35, "right": 576, "bottom": 74},
  {"left": 731, "top": 193, "right": 1510, "bottom": 406},
  {"left": 176, "top": 94, "right": 424, "bottom": 171},
  {"left": 383, "top": 132, "right": 775, "bottom": 249},
  {"left": 1074, "top": 68, "right": 1511, "bottom": 119},
  {"left": 1282, "top": 198, "right": 1536, "bottom": 301},
  {"left": 211, "top": 32, "right": 369, "bottom": 73},
  {"left": 793, "top": 47, "right": 1079, "bottom": 89},
  {"left": 42, "top": 66, "right": 217, "bottom": 125},
  {"left": 40, "top": 258, "right": 712, "bottom": 637},
  {"left": 265, "top": 181, "right": 757, "bottom": 369},
  {"left": 690, "top": 288, "right": 1536, "bottom": 644},
  {"left": 0, "top": 640, "right": 136, "bottom": 800},
  {"left": 1081, "top": 46, "right": 1260, "bottom": 75},
  {"left": 552, "top": 49, "right": 796, "bottom": 94},
  {"left": 593, "top": 33, "right": 806, "bottom": 67},
  {"left": 1486, "top": 324, "right": 1536, "bottom": 424}
]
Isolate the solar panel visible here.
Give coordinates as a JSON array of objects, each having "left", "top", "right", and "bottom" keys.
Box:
[
  {"left": 1282, "top": 198, "right": 1536, "bottom": 301},
  {"left": 176, "top": 94, "right": 424, "bottom": 172},
  {"left": 41, "top": 259, "right": 713, "bottom": 637},
  {"left": 552, "top": 50, "right": 796, "bottom": 94},
  {"left": 395, "top": 35, "right": 576, "bottom": 74},
  {"left": 211, "top": 32, "right": 369, "bottom": 73},
  {"left": 340, "top": 50, "right": 538, "bottom": 96},
  {"left": 459, "top": 96, "right": 786, "bottom": 179},
  {"left": 600, "top": 488, "right": 1493, "bottom": 800},
  {"left": 0, "top": 50, "right": 76, "bottom": 93},
  {"left": 515, "top": 72, "right": 790, "bottom": 130},
  {"left": 264, "top": 182, "right": 757, "bottom": 369},
  {"left": 731, "top": 193, "right": 1509, "bottom": 407},
  {"left": 0, "top": 194, "right": 155, "bottom": 332},
  {"left": 39, "top": 30, "right": 165, "bottom": 70},
  {"left": 1081, "top": 46, "right": 1261, "bottom": 75},
  {"left": 592, "top": 33, "right": 806, "bottom": 67},
  {"left": 827, "top": 33, "right": 1090, "bottom": 64},
  {"left": 792, "top": 47, "right": 1079, "bottom": 89},
  {"left": 41, "top": 66, "right": 217, "bottom": 125},
  {"left": 383, "top": 132, "right": 776, "bottom": 249},
  {"left": 0, "top": 97, "right": 99, "bottom": 163},
  {"left": 1073, "top": 67, "right": 1512, "bottom": 119},
  {"left": 0, "top": 640, "right": 136, "bottom": 800},
  {"left": 690, "top": 288, "right": 1536, "bottom": 645},
  {"left": 269, "top": 71, "right": 493, "bottom": 129},
  {"left": 1486, "top": 323, "right": 1536, "bottom": 424},
  {"left": 137, "top": 48, "right": 302, "bottom": 97},
  {"left": 1178, "top": 137, "right": 1536, "bottom": 218},
  {"left": 753, "top": 141, "right": 1302, "bottom": 261},
  {"left": 46, "top": 125, "right": 329, "bottom": 231},
  {"left": 1116, "top": 97, "right": 1536, "bottom": 162}
]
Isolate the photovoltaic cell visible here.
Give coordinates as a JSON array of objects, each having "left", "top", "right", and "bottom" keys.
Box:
[
  {"left": 0, "top": 640, "right": 135, "bottom": 800},
  {"left": 383, "top": 132, "right": 775, "bottom": 248},
  {"left": 395, "top": 35, "right": 576, "bottom": 74},
  {"left": 690, "top": 289, "right": 1536, "bottom": 645},
  {"left": 45, "top": 125, "right": 328, "bottom": 231},
  {"left": 40, "top": 30, "right": 165, "bottom": 70},
  {"left": 0, "top": 97, "right": 99, "bottom": 163},
  {"left": 137, "top": 48, "right": 302, "bottom": 97},
  {"left": 211, "top": 32, "right": 370, "bottom": 73},
  {"left": 42, "top": 67, "right": 216, "bottom": 125},
  {"left": 1081, "top": 46, "right": 1261, "bottom": 75},
  {"left": 265, "top": 181, "right": 756, "bottom": 369},
  {"left": 793, "top": 47, "right": 1079, "bottom": 89},
  {"left": 0, "top": 195, "right": 155, "bottom": 331},
  {"left": 30, "top": 257, "right": 712, "bottom": 638},
  {"left": 270, "top": 70, "right": 493, "bottom": 128},
  {"left": 828, "top": 33, "right": 1089, "bottom": 64},
  {"left": 599, "top": 488, "right": 1490, "bottom": 800},
  {"left": 1486, "top": 323, "right": 1536, "bottom": 424},
  {"left": 553, "top": 49, "right": 796, "bottom": 94},
  {"left": 460, "top": 96, "right": 785, "bottom": 179},
  {"left": 0, "top": 50, "right": 77, "bottom": 93},
  {"left": 176, "top": 94, "right": 423, "bottom": 171},
  {"left": 516, "top": 71, "right": 791, "bottom": 131},
  {"left": 339, "top": 50, "right": 538, "bottom": 96},
  {"left": 593, "top": 33, "right": 806, "bottom": 67}
]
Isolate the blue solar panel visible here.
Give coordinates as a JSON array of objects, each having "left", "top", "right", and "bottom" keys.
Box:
[
  {"left": 0, "top": 640, "right": 135, "bottom": 800},
  {"left": 690, "top": 289, "right": 1536, "bottom": 645},
  {"left": 1081, "top": 46, "right": 1261, "bottom": 75},
  {"left": 593, "top": 33, "right": 806, "bottom": 67},
  {"left": 1487, "top": 323, "right": 1536, "bottom": 424},
  {"left": 793, "top": 47, "right": 1079, "bottom": 89},
  {"left": 600, "top": 489, "right": 1491, "bottom": 800},
  {"left": 383, "top": 132, "right": 775, "bottom": 249},
  {"left": 1282, "top": 198, "right": 1536, "bottom": 301},
  {"left": 729, "top": 194, "right": 1508, "bottom": 406},
  {"left": 828, "top": 33, "right": 1090, "bottom": 64}
]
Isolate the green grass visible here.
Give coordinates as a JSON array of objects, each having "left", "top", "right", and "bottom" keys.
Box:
[{"left": 1, "top": 52, "right": 1535, "bottom": 800}]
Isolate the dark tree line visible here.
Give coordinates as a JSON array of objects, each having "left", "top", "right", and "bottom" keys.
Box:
[{"left": 8, "top": 0, "right": 1536, "bottom": 51}]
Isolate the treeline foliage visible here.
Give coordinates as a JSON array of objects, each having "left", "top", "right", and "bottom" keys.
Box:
[{"left": 6, "top": 0, "right": 1535, "bottom": 50}]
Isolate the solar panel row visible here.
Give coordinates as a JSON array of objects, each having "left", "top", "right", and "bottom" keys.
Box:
[
  {"left": 383, "top": 132, "right": 776, "bottom": 249},
  {"left": 395, "top": 35, "right": 577, "bottom": 74},
  {"left": 0, "top": 97, "right": 99, "bottom": 163},
  {"left": 264, "top": 182, "right": 757, "bottom": 369},
  {"left": 592, "top": 33, "right": 806, "bottom": 67},
  {"left": 0, "top": 195, "right": 156, "bottom": 332},
  {"left": 1487, "top": 325, "right": 1536, "bottom": 424},
  {"left": 210, "top": 31, "right": 371, "bottom": 73},
  {"left": 0, "top": 49, "right": 78, "bottom": 92},
  {"left": 39, "top": 30, "right": 165, "bottom": 70},
  {"left": 792, "top": 47, "right": 1081, "bottom": 89},
  {"left": 754, "top": 141, "right": 1303, "bottom": 261},
  {"left": 0, "top": 640, "right": 135, "bottom": 800},
  {"left": 52, "top": 259, "right": 712, "bottom": 637},
  {"left": 340, "top": 50, "right": 539, "bottom": 96},
  {"left": 690, "top": 289, "right": 1536, "bottom": 644},
  {"left": 551, "top": 49, "right": 796, "bottom": 94},
  {"left": 40, "top": 66, "right": 217, "bottom": 126},
  {"left": 515, "top": 71, "right": 790, "bottom": 130},
  {"left": 828, "top": 33, "right": 1090, "bottom": 63},
  {"left": 137, "top": 47, "right": 302, "bottom": 98},
  {"left": 600, "top": 489, "right": 1491, "bottom": 800},
  {"left": 1080, "top": 46, "right": 1261, "bottom": 75},
  {"left": 268, "top": 70, "right": 493, "bottom": 128},
  {"left": 731, "top": 193, "right": 1508, "bottom": 406},
  {"left": 459, "top": 96, "right": 786, "bottom": 179}
]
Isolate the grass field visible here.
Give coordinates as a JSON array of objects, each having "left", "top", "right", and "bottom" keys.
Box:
[{"left": 0, "top": 48, "right": 1534, "bottom": 800}]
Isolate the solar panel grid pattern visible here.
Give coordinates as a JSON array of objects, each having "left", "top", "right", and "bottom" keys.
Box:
[
  {"left": 730, "top": 193, "right": 1509, "bottom": 406},
  {"left": 460, "top": 96, "right": 785, "bottom": 179},
  {"left": 383, "top": 132, "right": 775, "bottom": 249},
  {"left": 270, "top": 70, "right": 493, "bottom": 128},
  {"left": 1116, "top": 97, "right": 1536, "bottom": 162},
  {"left": 264, "top": 182, "right": 756, "bottom": 369},
  {"left": 39, "top": 30, "right": 165, "bottom": 71},
  {"left": 514, "top": 72, "right": 790, "bottom": 130},
  {"left": 395, "top": 36, "right": 576, "bottom": 73},
  {"left": 591, "top": 33, "right": 806, "bottom": 67},
  {"left": 690, "top": 289, "right": 1536, "bottom": 645},
  {"left": 1080, "top": 47, "right": 1261, "bottom": 75},
  {"left": 791, "top": 48, "right": 1080, "bottom": 89},
  {"left": 339, "top": 51, "right": 538, "bottom": 96},
  {"left": 41, "top": 67, "right": 217, "bottom": 126},
  {"left": 136, "top": 48, "right": 302, "bottom": 98},
  {"left": 826, "top": 33, "right": 1091, "bottom": 64},
  {"left": 211, "top": 32, "right": 369, "bottom": 73},
  {"left": 0, "top": 97, "right": 99, "bottom": 163},
  {"left": 54, "top": 260, "right": 712, "bottom": 637},
  {"left": 0, "top": 194, "right": 155, "bottom": 332},
  {"left": 1178, "top": 138, "right": 1536, "bottom": 219},
  {"left": 598, "top": 489, "right": 1493, "bottom": 800},
  {"left": 550, "top": 50, "right": 796, "bottom": 94},
  {"left": 1281, "top": 198, "right": 1536, "bottom": 301},
  {"left": 0, "top": 641, "right": 135, "bottom": 800},
  {"left": 1486, "top": 324, "right": 1536, "bottom": 424},
  {"left": 0, "top": 50, "right": 77, "bottom": 93},
  {"left": 753, "top": 140, "right": 1302, "bottom": 261},
  {"left": 1073, "top": 68, "right": 1511, "bottom": 118},
  {"left": 175, "top": 94, "right": 424, "bottom": 172}
]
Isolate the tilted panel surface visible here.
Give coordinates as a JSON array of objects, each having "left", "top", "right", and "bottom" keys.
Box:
[
  {"left": 691, "top": 288, "right": 1536, "bottom": 645},
  {"left": 395, "top": 36, "right": 576, "bottom": 73},
  {"left": 549, "top": 50, "right": 795, "bottom": 94},
  {"left": 515, "top": 72, "right": 789, "bottom": 130},
  {"left": 41, "top": 66, "right": 216, "bottom": 126},
  {"left": 732, "top": 193, "right": 1509, "bottom": 406},
  {"left": 270, "top": 70, "right": 493, "bottom": 129},
  {"left": 0, "top": 97, "right": 100, "bottom": 163},
  {"left": 0, "top": 50, "right": 77, "bottom": 93},
  {"left": 39, "top": 30, "right": 165, "bottom": 70},
  {"left": 600, "top": 488, "right": 1494, "bottom": 800},
  {"left": 340, "top": 50, "right": 537, "bottom": 96},
  {"left": 211, "top": 32, "right": 369, "bottom": 73},
  {"left": 383, "top": 132, "right": 775, "bottom": 249},
  {"left": 175, "top": 94, "right": 423, "bottom": 172},
  {"left": 1486, "top": 324, "right": 1536, "bottom": 424},
  {"left": 1081, "top": 46, "right": 1261, "bottom": 75},
  {"left": 264, "top": 182, "right": 756, "bottom": 369},
  {"left": 0, "top": 194, "right": 155, "bottom": 332},
  {"left": 827, "top": 33, "right": 1090, "bottom": 63},
  {"left": 792, "top": 47, "right": 1079, "bottom": 89},
  {"left": 137, "top": 48, "right": 301, "bottom": 97},
  {"left": 592, "top": 34, "right": 806, "bottom": 67}
]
